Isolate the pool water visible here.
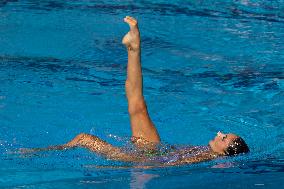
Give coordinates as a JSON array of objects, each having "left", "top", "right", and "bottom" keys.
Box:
[{"left": 0, "top": 0, "right": 284, "bottom": 188}]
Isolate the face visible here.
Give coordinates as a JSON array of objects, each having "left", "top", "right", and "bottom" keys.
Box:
[{"left": 209, "top": 131, "right": 238, "bottom": 155}]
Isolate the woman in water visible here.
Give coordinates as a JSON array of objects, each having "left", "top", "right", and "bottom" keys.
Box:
[{"left": 26, "top": 16, "right": 249, "bottom": 166}]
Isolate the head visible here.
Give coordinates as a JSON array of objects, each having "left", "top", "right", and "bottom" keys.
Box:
[{"left": 209, "top": 131, "right": 249, "bottom": 156}]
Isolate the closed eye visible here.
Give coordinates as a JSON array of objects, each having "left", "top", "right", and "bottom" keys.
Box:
[{"left": 222, "top": 135, "right": 228, "bottom": 141}]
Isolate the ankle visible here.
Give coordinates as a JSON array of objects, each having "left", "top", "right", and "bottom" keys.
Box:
[{"left": 127, "top": 46, "right": 140, "bottom": 52}]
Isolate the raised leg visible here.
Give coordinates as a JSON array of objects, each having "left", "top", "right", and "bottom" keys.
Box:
[{"left": 122, "top": 16, "right": 160, "bottom": 147}]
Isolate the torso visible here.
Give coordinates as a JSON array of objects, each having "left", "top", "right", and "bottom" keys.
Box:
[{"left": 144, "top": 145, "right": 216, "bottom": 165}]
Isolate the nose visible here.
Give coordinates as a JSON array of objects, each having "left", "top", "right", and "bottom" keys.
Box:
[{"left": 217, "top": 131, "right": 225, "bottom": 138}]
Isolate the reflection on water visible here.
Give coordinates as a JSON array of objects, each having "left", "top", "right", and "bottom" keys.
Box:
[{"left": 130, "top": 171, "right": 159, "bottom": 189}]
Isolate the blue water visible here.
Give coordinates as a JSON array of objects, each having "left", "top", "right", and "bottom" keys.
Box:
[{"left": 0, "top": 0, "right": 284, "bottom": 188}]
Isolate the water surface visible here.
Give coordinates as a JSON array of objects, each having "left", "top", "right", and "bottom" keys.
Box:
[{"left": 0, "top": 0, "right": 284, "bottom": 188}]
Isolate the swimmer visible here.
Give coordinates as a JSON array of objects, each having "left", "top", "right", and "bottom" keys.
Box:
[{"left": 23, "top": 16, "right": 249, "bottom": 166}]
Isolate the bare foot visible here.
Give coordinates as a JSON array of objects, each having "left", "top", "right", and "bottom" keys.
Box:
[{"left": 122, "top": 16, "right": 140, "bottom": 51}]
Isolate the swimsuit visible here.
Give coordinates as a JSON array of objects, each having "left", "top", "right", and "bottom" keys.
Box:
[{"left": 147, "top": 145, "right": 211, "bottom": 164}]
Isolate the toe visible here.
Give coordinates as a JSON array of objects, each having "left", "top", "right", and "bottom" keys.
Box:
[{"left": 124, "top": 16, "right": 138, "bottom": 27}]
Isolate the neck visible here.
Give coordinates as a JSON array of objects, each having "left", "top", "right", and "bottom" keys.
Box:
[{"left": 207, "top": 145, "right": 222, "bottom": 157}]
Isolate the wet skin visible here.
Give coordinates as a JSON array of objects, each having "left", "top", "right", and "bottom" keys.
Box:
[
  {"left": 21, "top": 16, "right": 245, "bottom": 167},
  {"left": 209, "top": 132, "right": 239, "bottom": 155}
]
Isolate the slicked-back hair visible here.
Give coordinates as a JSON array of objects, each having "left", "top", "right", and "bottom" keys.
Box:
[{"left": 225, "top": 137, "right": 249, "bottom": 156}]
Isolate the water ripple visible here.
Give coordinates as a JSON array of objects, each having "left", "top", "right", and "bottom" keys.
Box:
[{"left": 1, "top": 0, "right": 284, "bottom": 23}]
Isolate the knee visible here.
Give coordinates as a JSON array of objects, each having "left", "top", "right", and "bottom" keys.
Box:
[
  {"left": 66, "top": 133, "right": 89, "bottom": 147},
  {"left": 77, "top": 133, "right": 87, "bottom": 138},
  {"left": 77, "top": 133, "right": 94, "bottom": 139},
  {"left": 128, "top": 100, "right": 147, "bottom": 115},
  {"left": 74, "top": 133, "right": 93, "bottom": 143},
  {"left": 73, "top": 133, "right": 94, "bottom": 146}
]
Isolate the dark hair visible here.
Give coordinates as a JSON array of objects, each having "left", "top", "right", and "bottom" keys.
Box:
[{"left": 225, "top": 137, "right": 249, "bottom": 156}]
